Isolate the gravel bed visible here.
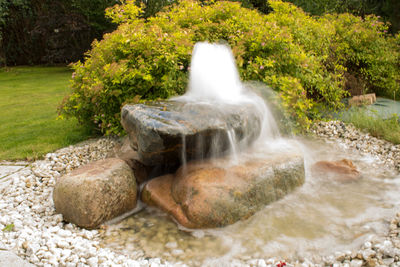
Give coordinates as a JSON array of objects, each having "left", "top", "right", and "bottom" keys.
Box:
[
  {"left": 0, "top": 121, "right": 399, "bottom": 267},
  {"left": 0, "top": 137, "right": 179, "bottom": 267},
  {"left": 312, "top": 120, "right": 400, "bottom": 172}
]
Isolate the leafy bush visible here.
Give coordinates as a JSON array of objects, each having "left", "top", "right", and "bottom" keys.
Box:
[
  {"left": 134, "top": 0, "right": 178, "bottom": 18},
  {"left": 236, "top": 0, "right": 400, "bottom": 34},
  {"left": 59, "top": 0, "right": 400, "bottom": 134},
  {"left": 266, "top": 2, "right": 400, "bottom": 99},
  {"left": 329, "top": 13, "right": 400, "bottom": 98}
]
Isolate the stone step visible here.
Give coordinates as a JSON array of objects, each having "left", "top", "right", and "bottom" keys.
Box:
[{"left": 0, "top": 251, "right": 35, "bottom": 267}]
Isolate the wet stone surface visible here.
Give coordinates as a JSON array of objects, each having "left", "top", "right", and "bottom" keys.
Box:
[
  {"left": 121, "top": 101, "right": 263, "bottom": 168},
  {"left": 141, "top": 153, "right": 305, "bottom": 229}
]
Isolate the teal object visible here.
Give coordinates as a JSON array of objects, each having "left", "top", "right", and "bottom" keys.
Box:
[
  {"left": 337, "top": 97, "right": 400, "bottom": 120},
  {"left": 367, "top": 97, "right": 400, "bottom": 118}
]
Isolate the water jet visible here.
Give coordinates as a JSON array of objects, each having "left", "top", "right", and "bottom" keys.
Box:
[{"left": 121, "top": 41, "right": 305, "bottom": 229}]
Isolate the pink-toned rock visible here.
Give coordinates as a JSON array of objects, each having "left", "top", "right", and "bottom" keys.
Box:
[
  {"left": 312, "top": 159, "right": 361, "bottom": 182},
  {"left": 141, "top": 174, "right": 197, "bottom": 228},
  {"left": 53, "top": 158, "right": 137, "bottom": 229},
  {"left": 142, "top": 154, "right": 305, "bottom": 229}
]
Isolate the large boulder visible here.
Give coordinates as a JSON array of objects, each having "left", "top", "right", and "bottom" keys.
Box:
[
  {"left": 141, "top": 153, "right": 305, "bottom": 228},
  {"left": 53, "top": 158, "right": 137, "bottom": 229},
  {"left": 121, "top": 101, "right": 263, "bottom": 169}
]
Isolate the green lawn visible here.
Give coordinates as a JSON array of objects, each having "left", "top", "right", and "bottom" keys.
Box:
[{"left": 0, "top": 66, "right": 95, "bottom": 161}]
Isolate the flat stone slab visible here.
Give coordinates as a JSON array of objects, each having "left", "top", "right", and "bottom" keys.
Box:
[
  {"left": 0, "top": 251, "right": 35, "bottom": 267},
  {"left": 0, "top": 163, "right": 29, "bottom": 194},
  {"left": 121, "top": 101, "right": 262, "bottom": 168},
  {"left": 0, "top": 161, "right": 28, "bottom": 176},
  {"left": 0, "top": 165, "right": 26, "bottom": 179}
]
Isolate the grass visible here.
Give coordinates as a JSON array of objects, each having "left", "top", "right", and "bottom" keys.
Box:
[
  {"left": 341, "top": 107, "right": 400, "bottom": 144},
  {"left": 0, "top": 66, "right": 96, "bottom": 161}
]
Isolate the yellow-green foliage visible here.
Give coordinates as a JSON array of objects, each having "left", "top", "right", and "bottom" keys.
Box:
[
  {"left": 59, "top": 0, "right": 400, "bottom": 135},
  {"left": 329, "top": 13, "right": 400, "bottom": 98}
]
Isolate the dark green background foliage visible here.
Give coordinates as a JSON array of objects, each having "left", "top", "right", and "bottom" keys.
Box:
[
  {"left": 283, "top": 0, "right": 400, "bottom": 33},
  {"left": 136, "top": 0, "right": 400, "bottom": 32},
  {"left": 0, "top": 0, "right": 119, "bottom": 65},
  {"left": 59, "top": 0, "right": 400, "bottom": 135},
  {"left": 131, "top": 0, "right": 400, "bottom": 32},
  {"left": 0, "top": 0, "right": 178, "bottom": 65},
  {"left": 1, "top": 0, "right": 398, "bottom": 66}
]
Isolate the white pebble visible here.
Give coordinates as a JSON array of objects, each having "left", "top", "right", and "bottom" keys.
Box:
[
  {"left": 363, "top": 241, "right": 372, "bottom": 249},
  {"left": 57, "top": 229, "right": 72, "bottom": 237},
  {"left": 350, "top": 259, "right": 363, "bottom": 267},
  {"left": 87, "top": 257, "right": 98, "bottom": 267},
  {"left": 165, "top": 242, "right": 178, "bottom": 249}
]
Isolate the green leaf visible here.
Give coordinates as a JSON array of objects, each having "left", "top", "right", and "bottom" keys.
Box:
[{"left": 2, "top": 224, "right": 14, "bottom": 232}]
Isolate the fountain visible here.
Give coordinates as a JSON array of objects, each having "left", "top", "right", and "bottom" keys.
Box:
[
  {"left": 121, "top": 42, "right": 283, "bottom": 171},
  {"left": 55, "top": 41, "right": 400, "bottom": 265},
  {"left": 121, "top": 42, "right": 305, "bottom": 228}
]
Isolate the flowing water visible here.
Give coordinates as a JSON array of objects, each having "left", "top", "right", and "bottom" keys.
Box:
[
  {"left": 181, "top": 42, "right": 244, "bottom": 103},
  {"left": 101, "top": 42, "right": 400, "bottom": 264},
  {"left": 102, "top": 139, "right": 400, "bottom": 265},
  {"left": 174, "top": 41, "right": 280, "bottom": 162},
  {"left": 226, "top": 129, "right": 239, "bottom": 164},
  {"left": 180, "top": 134, "right": 187, "bottom": 173}
]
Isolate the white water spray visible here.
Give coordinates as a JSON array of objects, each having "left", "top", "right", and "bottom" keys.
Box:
[
  {"left": 180, "top": 134, "right": 187, "bottom": 173},
  {"left": 226, "top": 129, "right": 239, "bottom": 164},
  {"left": 177, "top": 41, "right": 281, "bottom": 154},
  {"left": 184, "top": 42, "right": 244, "bottom": 103}
]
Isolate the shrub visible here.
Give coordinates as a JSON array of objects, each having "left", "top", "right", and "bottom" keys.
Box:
[
  {"left": 328, "top": 13, "right": 400, "bottom": 98},
  {"left": 59, "top": 0, "right": 400, "bottom": 134}
]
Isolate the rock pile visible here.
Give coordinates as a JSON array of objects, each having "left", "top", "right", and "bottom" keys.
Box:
[
  {"left": 121, "top": 101, "right": 305, "bottom": 228},
  {"left": 50, "top": 101, "right": 305, "bottom": 230}
]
